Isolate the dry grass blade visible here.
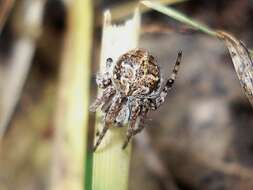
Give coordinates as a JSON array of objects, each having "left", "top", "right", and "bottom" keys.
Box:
[
  {"left": 141, "top": 0, "right": 217, "bottom": 36},
  {"left": 217, "top": 31, "right": 253, "bottom": 106},
  {"left": 110, "top": 0, "right": 187, "bottom": 23}
]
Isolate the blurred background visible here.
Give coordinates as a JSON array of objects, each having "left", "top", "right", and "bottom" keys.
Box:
[{"left": 0, "top": 0, "right": 253, "bottom": 190}]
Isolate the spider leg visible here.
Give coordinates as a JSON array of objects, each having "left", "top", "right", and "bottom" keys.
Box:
[
  {"left": 122, "top": 119, "right": 142, "bottom": 149},
  {"left": 115, "top": 103, "right": 129, "bottom": 128},
  {"left": 89, "top": 86, "right": 116, "bottom": 112},
  {"left": 95, "top": 58, "right": 113, "bottom": 89},
  {"left": 122, "top": 99, "right": 144, "bottom": 149},
  {"left": 93, "top": 94, "right": 126, "bottom": 151},
  {"left": 150, "top": 51, "right": 182, "bottom": 110},
  {"left": 93, "top": 124, "right": 109, "bottom": 152}
]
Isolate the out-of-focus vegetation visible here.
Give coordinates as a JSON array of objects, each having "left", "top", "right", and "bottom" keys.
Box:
[
  {"left": 0, "top": 0, "right": 253, "bottom": 190},
  {"left": 50, "top": 0, "right": 93, "bottom": 190}
]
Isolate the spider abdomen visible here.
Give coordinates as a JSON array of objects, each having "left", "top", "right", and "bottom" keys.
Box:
[{"left": 112, "top": 49, "right": 160, "bottom": 96}]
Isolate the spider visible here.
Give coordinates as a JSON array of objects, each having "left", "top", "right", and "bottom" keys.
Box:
[{"left": 90, "top": 49, "right": 182, "bottom": 151}]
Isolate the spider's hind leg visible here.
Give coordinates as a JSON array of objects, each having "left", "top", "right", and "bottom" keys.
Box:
[
  {"left": 150, "top": 51, "right": 182, "bottom": 110},
  {"left": 95, "top": 58, "right": 113, "bottom": 89},
  {"left": 90, "top": 58, "right": 115, "bottom": 112},
  {"left": 89, "top": 86, "right": 116, "bottom": 112},
  {"left": 122, "top": 100, "right": 147, "bottom": 149},
  {"left": 167, "top": 50, "right": 182, "bottom": 87},
  {"left": 93, "top": 94, "right": 126, "bottom": 152},
  {"left": 122, "top": 119, "right": 145, "bottom": 149},
  {"left": 93, "top": 125, "right": 109, "bottom": 152}
]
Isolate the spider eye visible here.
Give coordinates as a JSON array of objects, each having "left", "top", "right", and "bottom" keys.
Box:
[{"left": 106, "top": 58, "right": 113, "bottom": 68}]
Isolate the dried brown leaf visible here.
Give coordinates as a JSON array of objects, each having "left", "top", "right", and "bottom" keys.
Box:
[{"left": 217, "top": 31, "right": 253, "bottom": 106}]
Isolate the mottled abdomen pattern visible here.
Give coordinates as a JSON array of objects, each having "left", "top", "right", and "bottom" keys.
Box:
[{"left": 112, "top": 49, "right": 160, "bottom": 96}]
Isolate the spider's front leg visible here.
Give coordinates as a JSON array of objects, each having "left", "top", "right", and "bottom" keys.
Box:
[
  {"left": 150, "top": 51, "right": 182, "bottom": 110},
  {"left": 93, "top": 93, "right": 126, "bottom": 152},
  {"left": 89, "top": 86, "right": 116, "bottom": 112},
  {"left": 96, "top": 58, "right": 113, "bottom": 89},
  {"left": 89, "top": 58, "right": 115, "bottom": 112},
  {"left": 122, "top": 99, "right": 148, "bottom": 149}
]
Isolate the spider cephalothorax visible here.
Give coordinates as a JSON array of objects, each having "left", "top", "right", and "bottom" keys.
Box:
[{"left": 90, "top": 49, "right": 182, "bottom": 151}]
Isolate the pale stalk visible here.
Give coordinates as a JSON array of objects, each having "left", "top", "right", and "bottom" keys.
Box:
[
  {"left": 50, "top": 0, "right": 93, "bottom": 190},
  {"left": 91, "top": 9, "right": 141, "bottom": 190}
]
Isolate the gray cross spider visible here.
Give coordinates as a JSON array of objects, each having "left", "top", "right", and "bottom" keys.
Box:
[{"left": 90, "top": 49, "right": 182, "bottom": 151}]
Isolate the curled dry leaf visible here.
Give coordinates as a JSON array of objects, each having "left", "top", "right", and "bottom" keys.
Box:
[{"left": 217, "top": 31, "right": 253, "bottom": 106}]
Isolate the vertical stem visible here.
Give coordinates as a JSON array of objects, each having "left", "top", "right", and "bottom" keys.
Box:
[
  {"left": 50, "top": 0, "right": 93, "bottom": 190},
  {"left": 91, "top": 9, "right": 140, "bottom": 190}
]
